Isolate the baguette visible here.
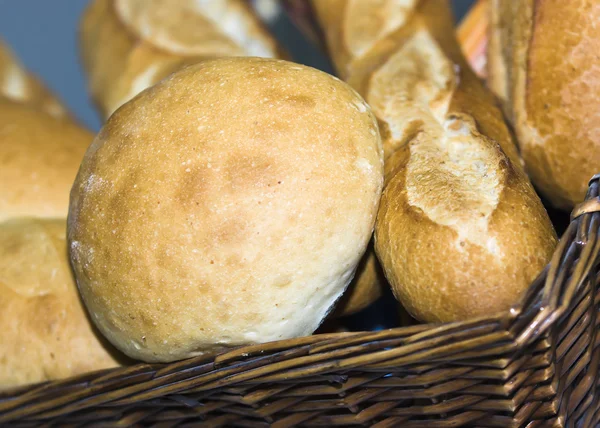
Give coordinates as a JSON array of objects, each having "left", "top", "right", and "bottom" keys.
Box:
[
  {"left": 0, "top": 39, "right": 67, "bottom": 118},
  {"left": 487, "top": 0, "right": 600, "bottom": 209},
  {"left": 80, "top": 0, "right": 284, "bottom": 118},
  {"left": 312, "top": 0, "right": 557, "bottom": 323}
]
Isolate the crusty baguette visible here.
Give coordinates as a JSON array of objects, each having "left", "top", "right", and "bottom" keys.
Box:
[
  {"left": 283, "top": 0, "right": 489, "bottom": 79},
  {"left": 312, "top": 0, "right": 557, "bottom": 323},
  {"left": 0, "top": 39, "right": 67, "bottom": 118},
  {"left": 80, "top": 0, "right": 284, "bottom": 118},
  {"left": 487, "top": 0, "right": 600, "bottom": 209}
]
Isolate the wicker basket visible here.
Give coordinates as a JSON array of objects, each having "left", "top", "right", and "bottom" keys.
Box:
[{"left": 1, "top": 170, "right": 599, "bottom": 427}]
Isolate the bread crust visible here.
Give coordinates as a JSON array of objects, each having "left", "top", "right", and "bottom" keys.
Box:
[
  {"left": 68, "top": 58, "right": 384, "bottom": 362},
  {"left": 313, "top": 0, "right": 557, "bottom": 323},
  {"left": 0, "top": 218, "right": 122, "bottom": 389},
  {"left": 80, "top": 0, "right": 382, "bottom": 317},
  {"left": 0, "top": 99, "right": 93, "bottom": 221},
  {"left": 488, "top": 0, "right": 600, "bottom": 208}
]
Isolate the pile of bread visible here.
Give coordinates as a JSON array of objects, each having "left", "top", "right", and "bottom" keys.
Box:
[{"left": 1, "top": 0, "right": 597, "bottom": 389}]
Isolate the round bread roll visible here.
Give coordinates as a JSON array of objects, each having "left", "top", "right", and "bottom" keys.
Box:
[
  {"left": 0, "top": 218, "right": 122, "bottom": 389},
  {"left": 80, "top": 0, "right": 284, "bottom": 118},
  {"left": 68, "top": 57, "right": 384, "bottom": 363},
  {"left": 0, "top": 39, "right": 67, "bottom": 118},
  {"left": 81, "top": 0, "right": 381, "bottom": 323},
  {"left": 0, "top": 99, "right": 93, "bottom": 221}
]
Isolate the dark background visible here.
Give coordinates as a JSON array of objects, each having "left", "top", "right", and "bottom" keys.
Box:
[{"left": 0, "top": 0, "right": 475, "bottom": 132}]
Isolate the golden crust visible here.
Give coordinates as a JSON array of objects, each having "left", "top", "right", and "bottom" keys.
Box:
[
  {"left": 488, "top": 0, "right": 600, "bottom": 208},
  {"left": 314, "top": 0, "right": 557, "bottom": 323},
  {"left": 0, "top": 218, "right": 122, "bottom": 389},
  {"left": 68, "top": 58, "right": 384, "bottom": 362},
  {"left": 80, "top": 0, "right": 384, "bottom": 318},
  {"left": 80, "top": 0, "right": 283, "bottom": 118},
  {"left": 0, "top": 39, "right": 67, "bottom": 118},
  {"left": 312, "top": 0, "right": 419, "bottom": 80},
  {"left": 0, "top": 99, "right": 93, "bottom": 221}
]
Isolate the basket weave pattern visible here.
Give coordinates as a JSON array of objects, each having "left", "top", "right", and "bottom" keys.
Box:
[{"left": 0, "top": 175, "right": 599, "bottom": 426}]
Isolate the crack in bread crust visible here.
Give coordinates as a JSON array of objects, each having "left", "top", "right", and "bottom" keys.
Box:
[{"left": 368, "top": 29, "right": 503, "bottom": 250}]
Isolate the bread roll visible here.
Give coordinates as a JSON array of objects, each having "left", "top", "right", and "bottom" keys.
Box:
[
  {"left": 68, "top": 58, "right": 384, "bottom": 362},
  {"left": 0, "top": 218, "right": 122, "bottom": 389},
  {"left": 487, "top": 0, "right": 600, "bottom": 209},
  {"left": 0, "top": 39, "right": 67, "bottom": 118},
  {"left": 312, "top": 0, "right": 557, "bottom": 323},
  {"left": 80, "top": 0, "right": 381, "bottom": 319},
  {"left": 80, "top": 0, "right": 284, "bottom": 118},
  {"left": 0, "top": 99, "right": 92, "bottom": 221}
]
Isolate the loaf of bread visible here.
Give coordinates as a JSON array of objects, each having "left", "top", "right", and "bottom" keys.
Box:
[
  {"left": 0, "top": 39, "right": 67, "bottom": 118},
  {"left": 312, "top": 0, "right": 557, "bottom": 323},
  {"left": 0, "top": 99, "right": 92, "bottom": 221},
  {"left": 68, "top": 58, "right": 384, "bottom": 362},
  {"left": 0, "top": 218, "right": 122, "bottom": 389},
  {"left": 80, "top": 0, "right": 383, "bottom": 317},
  {"left": 80, "top": 0, "right": 284, "bottom": 118},
  {"left": 487, "top": 0, "right": 600, "bottom": 209}
]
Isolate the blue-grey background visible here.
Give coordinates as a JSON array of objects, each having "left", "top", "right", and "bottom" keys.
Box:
[{"left": 0, "top": 0, "right": 474, "bottom": 133}]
